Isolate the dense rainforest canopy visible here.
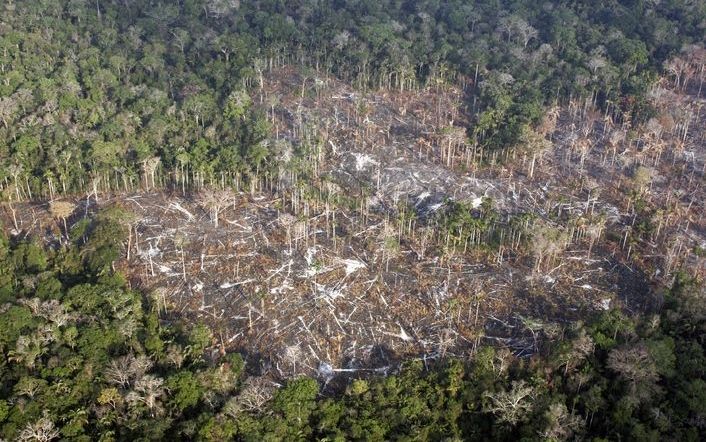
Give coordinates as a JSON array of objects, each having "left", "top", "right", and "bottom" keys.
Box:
[
  {"left": 1, "top": 1, "right": 705, "bottom": 441},
  {"left": 0, "top": 0, "right": 704, "bottom": 198}
]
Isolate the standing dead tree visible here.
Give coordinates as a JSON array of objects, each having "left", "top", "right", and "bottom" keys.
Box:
[
  {"left": 48, "top": 200, "right": 76, "bottom": 243},
  {"left": 142, "top": 156, "right": 161, "bottom": 190},
  {"left": 17, "top": 412, "right": 59, "bottom": 442},
  {"left": 482, "top": 380, "right": 535, "bottom": 425},
  {"left": 531, "top": 224, "right": 568, "bottom": 272},
  {"left": 438, "top": 125, "right": 467, "bottom": 167},
  {"left": 197, "top": 188, "right": 235, "bottom": 228},
  {"left": 2, "top": 184, "right": 21, "bottom": 231}
]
